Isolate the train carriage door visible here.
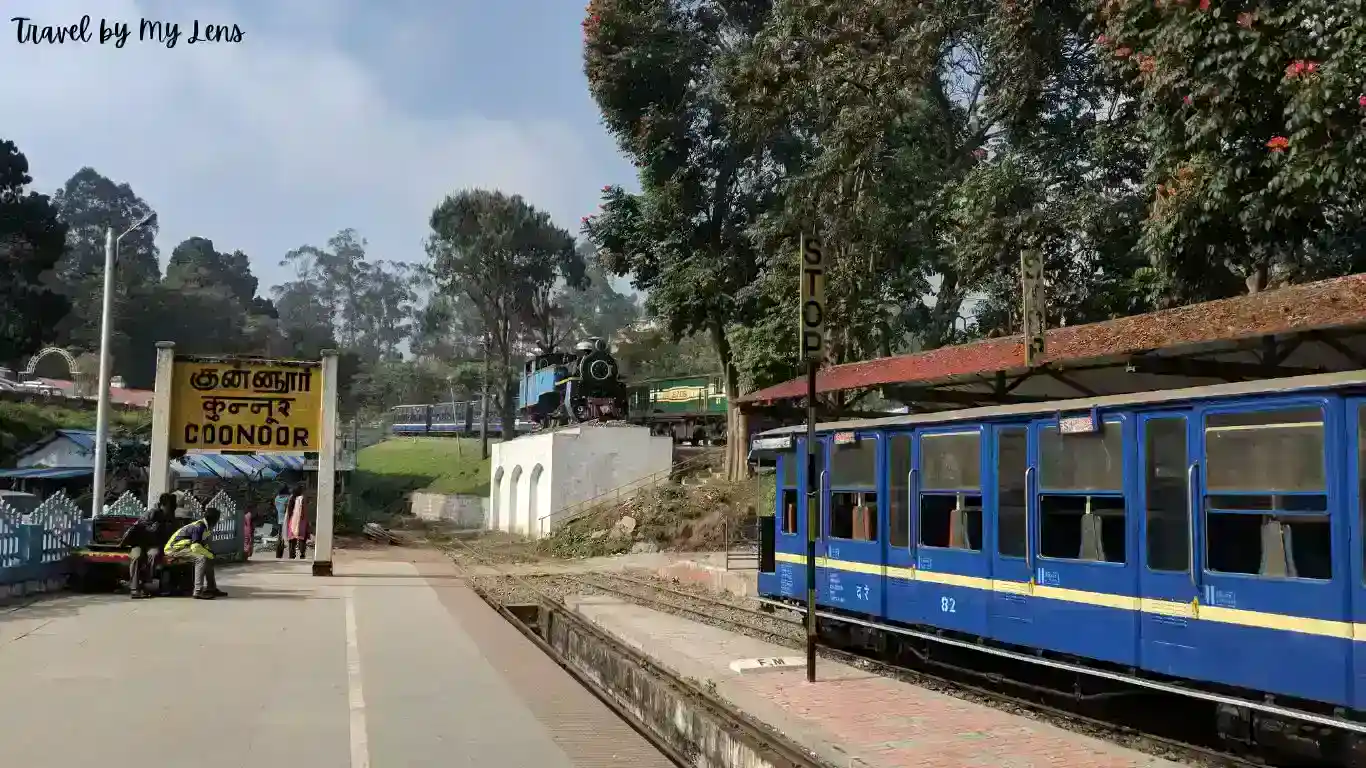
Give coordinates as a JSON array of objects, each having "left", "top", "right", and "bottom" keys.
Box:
[
  {"left": 1197, "top": 401, "right": 1350, "bottom": 706},
  {"left": 912, "top": 427, "right": 989, "bottom": 635},
  {"left": 1136, "top": 411, "right": 1202, "bottom": 679},
  {"left": 760, "top": 444, "right": 804, "bottom": 600},
  {"left": 822, "top": 431, "right": 883, "bottom": 616},
  {"left": 1029, "top": 414, "right": 1138, "bottom": 667},
  {"left": 792, "top": 437, "right": 827, "bottom": 605},
  {"left": 988, "top": 424, "right": 1034, "bottom": 647},
  {"left": 1350, "top": 399, "right": 1366, "bottom": 709},
  {"left": 884, "top": 432, "right": 916, "bottom": 625}
]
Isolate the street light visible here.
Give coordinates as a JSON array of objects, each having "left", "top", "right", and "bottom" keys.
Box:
[{"left": 90, "top": 211, "right": 157, "bottom": 518}]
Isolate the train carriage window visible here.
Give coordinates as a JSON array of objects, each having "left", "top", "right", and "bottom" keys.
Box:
[
  {"left": 921, "top": 432, "right": 981, "bottom": 490},
  {"left": 1038, "top": 422, "right": 1126, "bottom": 563},
  {"left": 778, "top": 452, "right": 798, "bottom": 535},
  {"left": 829, "top": 439, "right": 878, "bottom": 542},
  {"left": 1144, "top": 417, "right": 1190, "bottom": 572},
  {"left": 1204, "top": 408, "right": 1331, "bottom": 581},
  {"left": 889, "top": 435, "right": 912, "bottom": 547},
  {"left": 919, "top": 431, "right": 982, "bottom": 550},
  {"left": 996, "top": 427, "right": 1028, "bottom": 558},
  {"left": 830, "top": 440, "right": 877, "bottom": 487},
  {"left": 779, "top": 451, "right": 798, "bottom": 489},
  {"left": 781, "top": 488, "right": 799, "bottom": 535}
]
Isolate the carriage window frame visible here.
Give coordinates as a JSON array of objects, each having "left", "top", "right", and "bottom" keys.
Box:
[
  {"left": 1142, "top": 415, "right": 1191, "bottom": 574},
  {"left": 778, "top": 451, "right": 799, "bottom": 536},
  {"left": 1036, "top": 417, "right": 1128, "bottom": 565},
  {"left": 796, "top": 438, "right": 828, "bottom": 538},
  {"left": 995, "top": 425, "right": 1029, "bottom": 559},
  {"left": 918, "top": 428, "right": 983, "bottom": 552},
  {"left": 888, "top": 433, "right": 913, "bottom": 548},
  {"left": 827, "top": 434, "right": 880, "bottom": 543},
  {"left": 1201, "top": 404, "right": 1332, "bottom": 582}
]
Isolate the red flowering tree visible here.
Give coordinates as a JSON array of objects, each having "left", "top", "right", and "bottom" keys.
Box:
[{"left": 1095, "top": 0, "right": 1366, "bottom": 301}]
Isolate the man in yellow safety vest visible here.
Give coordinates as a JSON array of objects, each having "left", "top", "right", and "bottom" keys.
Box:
[{"left": 164, "top": 508, "right": 228, "bottom": 600}]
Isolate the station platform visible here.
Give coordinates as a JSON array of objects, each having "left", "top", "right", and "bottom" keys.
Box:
[
  {"left": 565, "top": 594, "right": 1185, "bottom": 768},
  {"left": 0, "top": 547, "right": 671, "bottom": 768}
]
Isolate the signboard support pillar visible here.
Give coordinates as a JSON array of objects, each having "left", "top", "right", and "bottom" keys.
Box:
[
  {"left": 313, "top": 349, "right": 339, "bottom": 577},
  {"left": 1021, "top": 249, "right": 1046, "bottom": 366},
  {"left": 147, "top": 341, "right": 176, "bottom": 506},
  {"left": 804, "top": 359, "right": 818, "bottom": 683},
  {"left": 799, "top": 233, "right": 827, "bottom": 685}
]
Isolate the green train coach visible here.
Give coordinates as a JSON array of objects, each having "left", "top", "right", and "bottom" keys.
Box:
[{"left": 625, "top": 374, "right": 728, "bottom": 445}]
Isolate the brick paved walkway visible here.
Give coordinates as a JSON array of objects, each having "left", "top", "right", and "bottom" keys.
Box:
[{"left": 567, "top": 594, "right": 1184, "bottom": 768}]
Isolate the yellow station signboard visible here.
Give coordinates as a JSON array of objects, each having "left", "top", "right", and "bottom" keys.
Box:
[{"left": 169, "top": 358, "right": 323, "bottom": 452}]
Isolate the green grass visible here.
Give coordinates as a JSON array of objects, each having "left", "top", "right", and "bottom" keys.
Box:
[
  {"left": 355, "top": 437, "right": 491, "bottom": 496},
  {"left": 345, "top": 436, "right": 491, "bottom": 533},
  {"left": 0, "top": 400, "right": 146, "bottom": 464}
]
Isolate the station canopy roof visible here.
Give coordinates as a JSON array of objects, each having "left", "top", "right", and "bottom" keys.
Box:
[{"left": 740, "top": 273, "right": 1366, "bottom": 411}]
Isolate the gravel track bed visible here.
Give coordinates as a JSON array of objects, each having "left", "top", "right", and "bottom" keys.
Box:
[{"left": 443, "top": 540, "right": 1240, "bottom": 767}]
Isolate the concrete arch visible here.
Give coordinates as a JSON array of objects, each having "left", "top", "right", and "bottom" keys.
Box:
[
  {"left": 23, "top": 346, "right": 80, "bottom": 379},
  {"left": 491, "top": 467, "right": 505, "bottom": 531},
  {"left": 528, "top": 464, "right": 544, "bottom": 538},
  {"left": 508, "top": 465, "right": 524, "bottom": 535}
]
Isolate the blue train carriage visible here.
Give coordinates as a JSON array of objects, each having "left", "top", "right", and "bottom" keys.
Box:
[
  {"left": 388, "top": 402, "right": 511, "bottom": 437},
  {"left": 754, "top": 369, "right": 1366, "bottom": 727}
]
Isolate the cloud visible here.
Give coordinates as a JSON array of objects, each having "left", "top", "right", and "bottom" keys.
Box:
[{"left": 0, "top": 0, "right": 625, "bottom": 290}]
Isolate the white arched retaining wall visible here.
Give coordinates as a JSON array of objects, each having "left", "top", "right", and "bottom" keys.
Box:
[{"left": 488, "top": 425, "right": 673, "bottom": 539}]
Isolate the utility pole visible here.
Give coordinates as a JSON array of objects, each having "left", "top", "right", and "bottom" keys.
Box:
[
  {"left": 91, "top": 212, "right": 156, "bottom": 519},
  {"left": 479, "top": 332, "right": 491, "bottom": 459}
]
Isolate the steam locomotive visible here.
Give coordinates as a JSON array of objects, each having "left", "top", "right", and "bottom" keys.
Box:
[{"left": 517, "top": 338, "right": 629, "bottom": 427}]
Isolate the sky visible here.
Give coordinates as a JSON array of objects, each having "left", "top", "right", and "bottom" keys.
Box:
[{"left": 0, "top": 0, "right": 639, "bottom": 294}]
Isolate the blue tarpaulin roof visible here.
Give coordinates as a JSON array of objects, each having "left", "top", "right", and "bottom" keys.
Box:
[
  {"left": 0, "top": 466, "right": 95, "bottom": 480},
  {"left": 56, "top": 429, "right": 97, "bottom": 452},
  {"left": 172, "top": 453, "right": 306, "bottom": 480}
]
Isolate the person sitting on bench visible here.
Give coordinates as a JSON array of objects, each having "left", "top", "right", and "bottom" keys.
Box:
[
  {"left": 126, "top": 493, "right": 178, "bottom": 600},
  {"left": 164, "top": 508, "right": 228, "bottom": 600}
]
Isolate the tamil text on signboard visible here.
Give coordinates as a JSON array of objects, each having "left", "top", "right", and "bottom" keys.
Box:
[
  {"left": 170, "top": 359, "right": 323, "bottom": 452},
  {"left": 799, "top": 235, "right": 827, "bottom": 361}
]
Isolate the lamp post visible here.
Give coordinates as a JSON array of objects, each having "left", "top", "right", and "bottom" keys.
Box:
[{"left": 90, "top": 212, "right": 157, "bottom": 519}]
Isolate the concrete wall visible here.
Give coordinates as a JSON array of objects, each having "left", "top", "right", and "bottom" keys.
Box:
[
  {"left": 490, "top": 425, "right": 673, "bottom": 539},
  {"left": 410, "top": 492, "right": 488, "bottom": 528}
]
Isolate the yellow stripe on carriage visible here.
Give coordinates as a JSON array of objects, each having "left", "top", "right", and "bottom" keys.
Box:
[{"left": 773, "top": 552, "right": 1361, "bottom": 641}]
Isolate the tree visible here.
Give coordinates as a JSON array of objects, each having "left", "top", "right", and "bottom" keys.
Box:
[
  {"left": 0, "top": 139, "right": 69, "bottom": 370},
  {"left": 164, "top": 237, "right": 258, "bottom": 308},
  {"left": 280, "top": 230, "right": 417, "bottom": 364},
  {"left": 425, "top": 188, "right": 584, "bottom": 447},
  {"left": 50, "top": 168, "right": 162, "bottom": 386},
  {"left": 566, "top": 244, "right": 639, "bottom": 341},
  {"left": 272, "top": 280, "right": 339, "bottom": 359},
  {"left": 614, "top": 323, "right": 718, "bottom": 380},
  {"left": 1096, "top": 0, "right": 1366, "bottom": 303},
  {"left": 583, "top": 0, "right": 776, "bottom": 478},
  {"left": 411, "top": 290, "right": 486, "bottom": 361},
  {"left": 52, "top": 167, "right": 160, "bottom": 287}
]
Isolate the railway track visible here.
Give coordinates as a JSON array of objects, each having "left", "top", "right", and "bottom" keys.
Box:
[{"left": 443, "top": 540, "right": 1270, "bottom": 768}]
